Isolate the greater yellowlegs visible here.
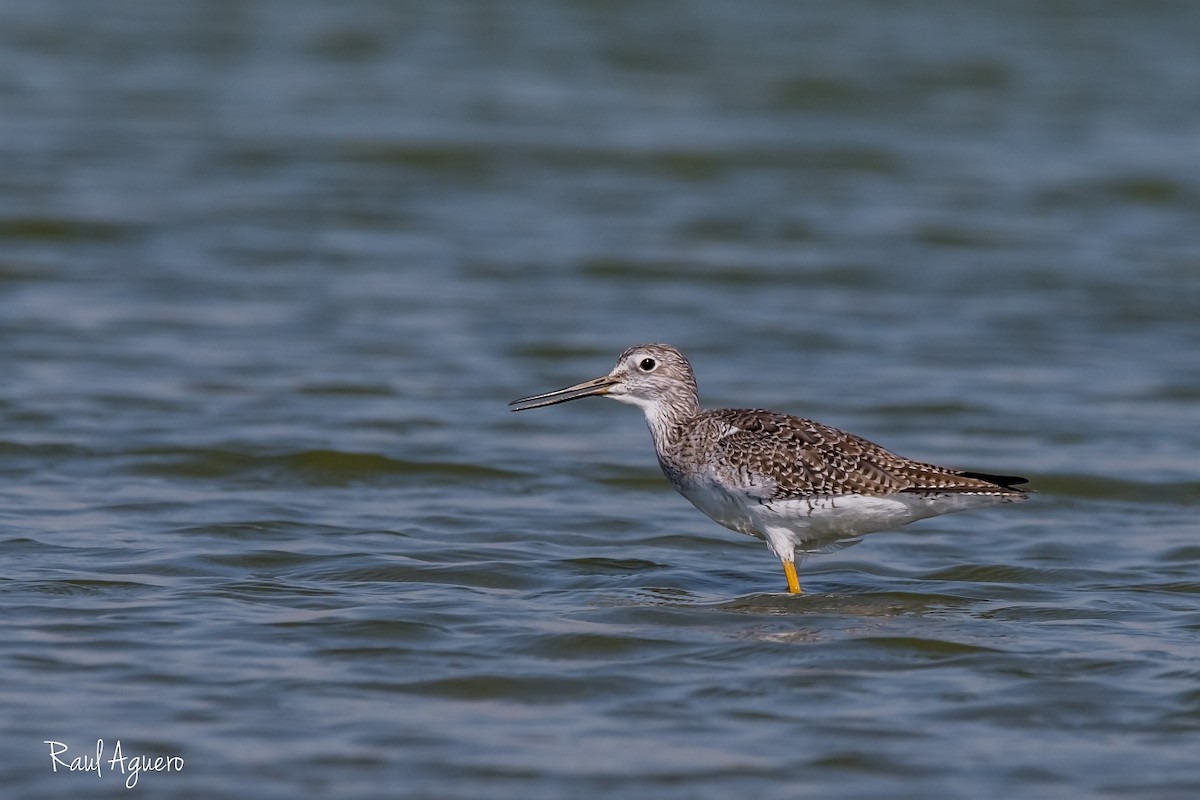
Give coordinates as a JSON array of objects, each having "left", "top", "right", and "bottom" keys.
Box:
[{"left": 510, "top": 344, "right": 1028, "bottom": 594}]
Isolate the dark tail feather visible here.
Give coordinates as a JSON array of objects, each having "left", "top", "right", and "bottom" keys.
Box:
[{"left": 957, "top": 471, "right": 1029, "bottom": 490}]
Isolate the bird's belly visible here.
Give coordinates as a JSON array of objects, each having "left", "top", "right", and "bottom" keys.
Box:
[
  {"left": 673, "top": 479, "right": 768, "bottom": 540},
  {"left": 755, "top": 492, "right": 1017, "bottom": 546},
  {"left": 757, "top": 495, "right": 929, "bottom": 539},
  {"left": 676, "top": 478, "right": 1015, "bottom": 549}
]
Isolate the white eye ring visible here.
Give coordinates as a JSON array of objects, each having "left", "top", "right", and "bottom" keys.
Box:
[{"left": 638, "top": 357, "right": 657, "bottom": 372}]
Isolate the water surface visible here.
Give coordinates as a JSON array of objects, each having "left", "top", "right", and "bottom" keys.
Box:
[{"left": 2, "top": 2, "right": 1199, "bottom": 798}]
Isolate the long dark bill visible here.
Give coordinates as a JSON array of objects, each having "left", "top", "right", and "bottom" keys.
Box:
[{"left": 509, "top": 376, "right": 615, "bottom": 411}]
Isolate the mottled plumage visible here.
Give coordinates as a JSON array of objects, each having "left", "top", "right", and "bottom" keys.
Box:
[
  {"left": 661, "top": 408, "right": 1026, "bottom": 500},
  {"left": 511, "top": 343, "right": 1028, "bottom": 594}
]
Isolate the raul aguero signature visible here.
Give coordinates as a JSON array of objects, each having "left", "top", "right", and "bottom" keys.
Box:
[{"left": 44, "top": 739, "right": 184, "bottom": 788}]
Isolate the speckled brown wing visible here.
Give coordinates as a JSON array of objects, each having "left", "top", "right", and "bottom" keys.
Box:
[{"left": 700, "top": 409, "right": 1027, "bottom": 499}]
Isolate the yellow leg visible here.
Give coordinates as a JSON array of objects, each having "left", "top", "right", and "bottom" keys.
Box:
[{"left": 783, "top": 560, "right": 802, "bottom": 594}]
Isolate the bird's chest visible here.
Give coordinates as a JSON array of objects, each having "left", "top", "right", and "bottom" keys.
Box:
[{"left": 658, "top": 457, "right": 771, "bottom": 538}]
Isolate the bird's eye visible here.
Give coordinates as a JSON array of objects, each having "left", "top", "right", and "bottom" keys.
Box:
[{"left": 639, "top": 358, "right": 657, "bottom": 372}]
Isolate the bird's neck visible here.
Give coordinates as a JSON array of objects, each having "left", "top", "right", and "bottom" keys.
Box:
[{"left": 637, "top": 395, "right": 701, "bottom": 454}]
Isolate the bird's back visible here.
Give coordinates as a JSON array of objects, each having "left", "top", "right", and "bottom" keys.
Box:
[{"left": 662, "top": 408, "right": 1028, "bottom": 502}]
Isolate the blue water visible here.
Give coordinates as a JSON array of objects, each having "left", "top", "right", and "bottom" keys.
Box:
[{"left": 2, "top": 2, "right": 1199, "bottom": 798}]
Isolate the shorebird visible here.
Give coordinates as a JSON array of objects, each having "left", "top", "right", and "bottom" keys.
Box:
[{"left": 510, "top": 344, "right": 1028, "bottom": 594}]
